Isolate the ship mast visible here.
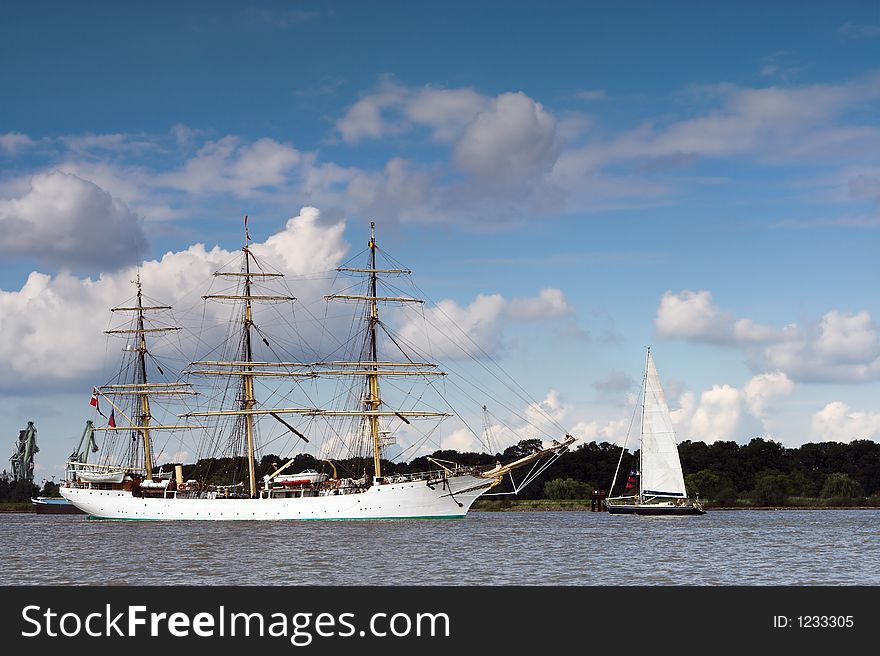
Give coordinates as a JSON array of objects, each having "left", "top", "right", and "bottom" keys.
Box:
[
  {"left": 135, "top": 277, "right": 154, "bottom": 478},
  {"left": 241, "top": 228, "right": 258, "bottom": 498},
  {"left": 639, "top": 346, "right": 649, "bottom": 504},
  {"left": 325, "top": 223, "right": 451, "bottom": 481},
  {"left": 366, "top": 223, "right": 382, "bottom": 477},
  {"left": 98, "top": 274, "right": 195, "bottom": 479},
  {"left": 181, "top": 221, "right": 451, "bottom": 485},
  {"left": 193, "top": 217, "right": 294, "bottom": 498}
]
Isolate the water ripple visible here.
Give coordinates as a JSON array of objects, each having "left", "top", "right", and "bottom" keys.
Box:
[{"left": 2, "top": 510, "right": 878, "bottom": 585}]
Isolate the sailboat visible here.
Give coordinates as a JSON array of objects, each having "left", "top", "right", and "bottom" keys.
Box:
[
  {"left": 604, "top": 348, "right": 705, "bottom": 516},
  {"left": 61, "top": 220, "right": 575, "bottom": 520}
]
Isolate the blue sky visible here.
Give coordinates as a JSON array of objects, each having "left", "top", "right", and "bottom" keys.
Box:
[{"left": 1, "top": 1, "right": 879, "bottom": 481}]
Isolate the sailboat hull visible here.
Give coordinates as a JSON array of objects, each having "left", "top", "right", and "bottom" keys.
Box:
[
  {"left": 61, "top": 474, "right": 495, "bottom": 521},
  {"left": 605, "top": 501, "right": 705, "bottom": 516}
]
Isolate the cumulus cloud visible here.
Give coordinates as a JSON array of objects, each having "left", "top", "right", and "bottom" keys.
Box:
[
  {"left": 618, "top": 74, "right": 880, "bottom": 162},
  {"left": 552, "top": 71, "right": 880, "bottom": 212},
  {"left": 506, "top": 288, "right": 572, "bottom": 320},
  {"left": 6, "top": 70, "right": 878, "bottom": 239},
  {"left": 336, "top": 83, "right": 563, "bottom": 217},
  {"left": 453, "top": 92, "right": 560, "bottom": 190},
  {"left": 811, "top": 401, "right": 880, "bottom": 442},
  {"left": 1, "top": 132, "right": 35, "bottom": 154},
  {"left": 655, "top": 289, "right": 783, "bottom": 345},
  {"left": 760, "top": 310, "right": 880, "bottom": 383},
  {"left": 672, "top": 385, "right": 744, "bottom": 442},
  {"left": 336, "top": 78, "right": 488, "bottom": 143},
  {"left": 10, "top": 70, "right": 880, "bottom": 231},
  {"left": 743, "top": 371, "right": 795, "bottom": 417},
  {"left": 394, "top": 288, "right": 573, "bottom": 360},
  {"left": 0, "top": 171, "right": 148, "bottom": 269},
  {"left": 157, "top": 137, "right": 302, "bottom": 196},
  {"left": 656, "top": 289, "right": 880, "bottom": 384},
  {"left": 0, "top": 207, "right": 346, "bottom": 392}
]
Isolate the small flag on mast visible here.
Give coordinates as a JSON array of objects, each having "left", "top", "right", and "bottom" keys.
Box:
[
  {"left": 108, "top": 409, "right": 116, "bottom": 429},
  {"left": 89, "top": 387, "right": 106, "bottom": 418},
  {"left": 244, "top": 215, "right": 250, "bottom": 242},
  {"left": 625, "top": 470, "right": 638, "bottom": 490}
]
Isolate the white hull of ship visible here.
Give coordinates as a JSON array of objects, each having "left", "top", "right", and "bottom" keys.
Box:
[{"left": 61, "top": 475, "right": 494, "bottom": 521}]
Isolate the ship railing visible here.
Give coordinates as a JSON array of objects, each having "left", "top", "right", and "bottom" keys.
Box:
[{"left": 374, "top": 466, "right": 480, "bottom": 486}]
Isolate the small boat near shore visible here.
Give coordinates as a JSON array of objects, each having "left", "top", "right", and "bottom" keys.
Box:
[{"left": 31, "top": 496, "right": 84, "bottom": 515}]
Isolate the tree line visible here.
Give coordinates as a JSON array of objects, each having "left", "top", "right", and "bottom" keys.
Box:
[
  {"left": 4, "top": 436, "right": 878, "bottom": 506},
  {"left": 163, "top": 436, "right": 880, "bottom": 506}
]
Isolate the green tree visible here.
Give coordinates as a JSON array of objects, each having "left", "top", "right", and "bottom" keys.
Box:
[
  {"left": 685, "top": 468, "right": 732, "bottom": 500},
  {"left": 543, "top": 477, "right": 593, "bottom": 500},
  {"left": 821, "top": 472, "right": 863, "bottom": 498},
  {"left": 751, "top": 469, "right": 789, "bottom": 506},
  {"left": 784, "top": 469, "right": 816, "bottom": 497}
]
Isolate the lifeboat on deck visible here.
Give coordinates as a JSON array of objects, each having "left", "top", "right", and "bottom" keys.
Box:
[{"left": 274, "top": 469, "right": 328, "bottom": 487}]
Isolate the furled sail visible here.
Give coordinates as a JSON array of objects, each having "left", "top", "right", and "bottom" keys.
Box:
[{"left": 639, "top": 351, "right": 687, "bottom": 497}]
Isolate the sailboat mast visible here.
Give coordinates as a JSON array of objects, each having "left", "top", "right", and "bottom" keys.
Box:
[
  {"left": 639, "top": 347, "right": 650, "bottom": 503},
  {"left": 242, "top": 223, "right": 258, "bottom": 498},
  {"left": 367, "top": 222, "right": 383, "bottom": 478},
  {"left": 135, "top": 275, "right": 154, "bottom": 479}
]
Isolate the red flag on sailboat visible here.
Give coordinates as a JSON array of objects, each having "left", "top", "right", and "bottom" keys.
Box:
[
  {"left": 89, "top": 387, "right": 106, "bottom": 418},
  {"left": 108, "top": 409, "right": 116, "bottom": 429},
  {"left": 625, "top": 470, "right": 638, "bottom": 490}
]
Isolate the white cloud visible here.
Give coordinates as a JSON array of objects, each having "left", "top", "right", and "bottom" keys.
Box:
[
  {"left": 405, "top": 88, "right": 490, "bottom": 142},
  {"left": 344, "top": 158, "right": 435, "bottom": 221},
  {"left": 0, "top": 171, "right": 148, "bottom": 269},
  {"left": 506, "top": 288, "right": 572, "bottom": 320},
  {"left": 157, "top": 136, "right": 302, "bottom": 196},
  {"left": 664, "top": 371, "right": 795, "bottom": 443},
  {"left": 655, "top": 290, "right": 732, "bottom": 343},
  {"left": 655, "top": 290, "right": 784, "bottom": 345},
  {"left": 678, "top": 384, "right": 744, "bottom": 442},
  {"left": 335, "top": 79, "right": 488, "bottom": 143},
  {"left": 760, "top": 310, "right": 880, "bottom": 383},
  {"left": 1, "top": 132, "right": 34, "bottom": 154},
  {"left": 7, "top": 72, "right": 880, "bottom": 236},
  {"left": 743, "top": 371, "right": 794, "bottom": 418},
  {"left": 394, "top": 288, "right": 572, "bottom": 360},
  {"left": 0, "top": 207, "right": 346, "bottom": 392},
  {"left": 656, "top": 289, "right": 880, "bottom": 384},
  {"left": 453, "top": 92, "right": 560, "bottom": 188},
  {"left": 811, "top": 401, "right": 880, "bottom": 442}
]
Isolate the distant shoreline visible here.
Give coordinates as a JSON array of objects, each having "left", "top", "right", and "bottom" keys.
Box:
[
  {"left": 470, "top": 499, "right": 880, "bottom": 512},
  {"left": 3, "top": 500, "right": 879, "bottom": 514}
]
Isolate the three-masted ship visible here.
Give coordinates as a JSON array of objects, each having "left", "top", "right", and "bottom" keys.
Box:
[{"left": 61, "top": 221, "right": 574, "bottom": 520}]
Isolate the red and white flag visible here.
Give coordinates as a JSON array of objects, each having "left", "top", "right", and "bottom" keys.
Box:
[
  {"left": 108, "top": 409, "right": 116, "bottom": 429},
  {"left": 89, "top": 387, "right": 106, "bottom": 417}
]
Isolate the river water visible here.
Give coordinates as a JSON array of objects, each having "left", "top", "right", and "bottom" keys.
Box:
[{"left": 1, "top": 509, "right": 877, "bottom": 585}]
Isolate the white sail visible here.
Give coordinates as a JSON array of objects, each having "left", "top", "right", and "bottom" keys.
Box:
[{"left": 639, "top": 351, "right": 687, "bottom": 498}]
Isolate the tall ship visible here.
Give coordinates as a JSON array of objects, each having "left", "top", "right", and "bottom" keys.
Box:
[
  {"left": 605, "top": 348, "right": 704, "bottom": 516},
  {"left": 61, "top": 221, "right": 574, "bottom": 520}
]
